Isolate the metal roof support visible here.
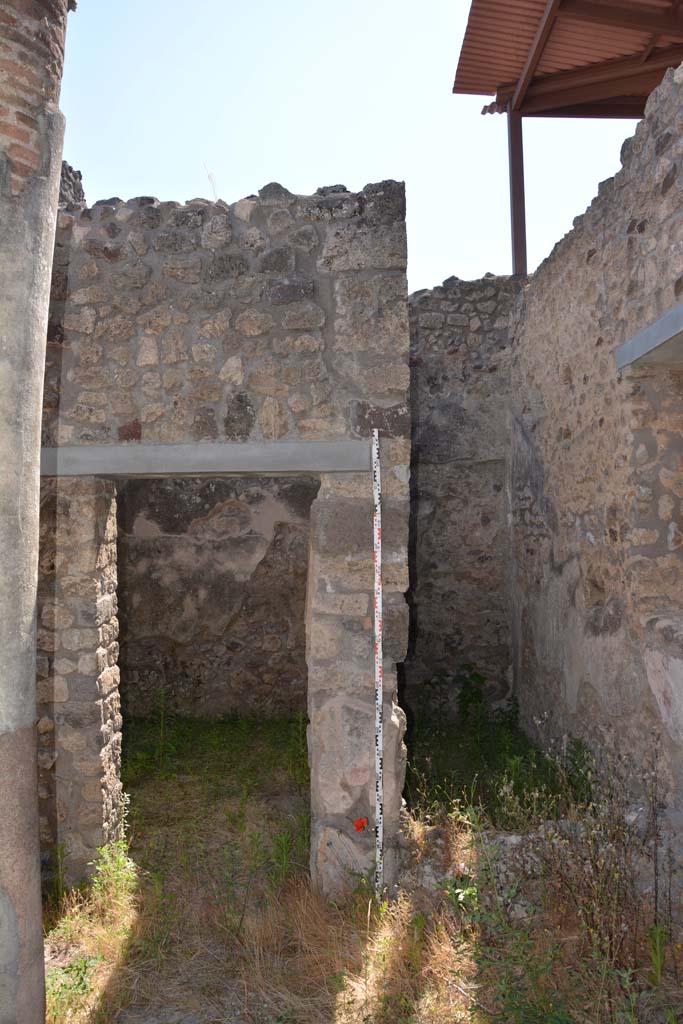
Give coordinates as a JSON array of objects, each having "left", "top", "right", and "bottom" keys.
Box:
[{"left": 508, "top": 109, "right": 528, "bottom": 276}]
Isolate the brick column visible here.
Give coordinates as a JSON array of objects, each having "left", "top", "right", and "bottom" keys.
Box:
[{"left": 0, "top": 2, "right": 72, "bottom": 1020}]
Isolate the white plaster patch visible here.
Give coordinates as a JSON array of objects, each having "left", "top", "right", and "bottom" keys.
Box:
[
  {"left": 132, "top": 514, "right": 161, "bottom": 538},
  {"left": 645, "top": 647, "right": 683, "bottom": 747}
]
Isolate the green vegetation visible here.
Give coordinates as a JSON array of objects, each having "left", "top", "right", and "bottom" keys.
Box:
[
  {"left": 404, "top": 668, "right": 683, "bottom": 1023},
  {"left": 45, "top": 837, "right": 138, "bottom": 1023},
  {"left": 43, "top": 685, "right": 683, "bottom": 1024},
  {"left": 123, "top": 711, "right": 310, "bottom": 793},
  {"left": 45, "top": 714, "right": 314, "bottom": 1023},
  {"left": 405, "top": 667, "right": 570, "bottom": 827}
]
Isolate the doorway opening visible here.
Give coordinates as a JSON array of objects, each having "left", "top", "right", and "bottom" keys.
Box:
[{"left": 116, "top": 475, "right": 319, "bottom": 720}]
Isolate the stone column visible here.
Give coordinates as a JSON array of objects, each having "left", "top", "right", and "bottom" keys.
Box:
[
  {"left": 307, "top": 455, "right": 409, "bottom": 897},
  {"left": 0, "top": 3, "right": 71, "bottom": 1017},
  {"left": 37, "top": 477, "right": 122, "bottom": 885}
]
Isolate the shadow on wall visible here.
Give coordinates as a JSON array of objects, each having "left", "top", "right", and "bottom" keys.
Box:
[
  {"left": 402, "top": 274, "right": 524, "bottom": 721},
  {"left": 116, "top": 476, "right": 321, "bottom": 718}
]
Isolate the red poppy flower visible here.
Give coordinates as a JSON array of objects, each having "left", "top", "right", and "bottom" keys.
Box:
[{"left": 354, "top": 816, "right": 369, "bottom": 833}]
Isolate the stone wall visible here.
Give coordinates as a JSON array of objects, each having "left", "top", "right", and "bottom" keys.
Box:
[
  {"left": 399, "top": 65, "right": 683, "bottom": 851},
  {"left": 59, "top": 160, "right": 84, "bottom": 205},
  {"left": 509, "top": 64, "right": 683, "bottom": 824},
  {"left": 40, "top": 178, "right": 411, "bottom": 894},
  {"left": 117, "top": 476, "right": 319, "bottom": 718},
  {"left": 404, "top": 275, "right": 521, "bottom": 715},
  {"left": 43, "top": 181, "right": 409, "bottom": 449},
  {"left": 37, "top": 477, "right": 121, "bottom": 883}
]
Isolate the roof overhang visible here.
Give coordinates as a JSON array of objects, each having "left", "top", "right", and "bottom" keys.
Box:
[{"left": 455, "top": 0, "right": 683, "bottom": 118}]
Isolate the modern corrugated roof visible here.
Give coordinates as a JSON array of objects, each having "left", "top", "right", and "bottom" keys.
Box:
[{"left": 454, "top": 0, "right": 683, "bottom": 117}]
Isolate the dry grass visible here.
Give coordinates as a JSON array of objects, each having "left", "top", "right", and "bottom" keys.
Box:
[
  {"left": 44, "top": 710, "right": 683, "bottom": 1024},
  {"left": 238, "top": 882, "right": 475, "bottom": 1024},
  {"left": 44, "top": 841, "right": 139, "bottom": 1023},
  {"left": 43, "top": 716, "right": 483, "bottom": 1023}
]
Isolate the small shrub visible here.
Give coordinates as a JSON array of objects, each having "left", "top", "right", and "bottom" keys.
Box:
[{"left": 89, "top": 839, "right": 138, "bottom": 916}]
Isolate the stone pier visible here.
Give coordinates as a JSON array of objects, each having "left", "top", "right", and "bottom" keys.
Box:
[{"left": 37, "top": 477, "right": 122, "bottom": 884}]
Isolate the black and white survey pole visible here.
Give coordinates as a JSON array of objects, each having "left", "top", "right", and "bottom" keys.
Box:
[{"left": 372, "top": 429, "right": 384, "bottom": 895}]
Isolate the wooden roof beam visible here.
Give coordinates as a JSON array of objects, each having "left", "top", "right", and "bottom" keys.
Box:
[
  {"left": 521, "top": 67, "right": 665, "bottom": 112},
  {"left": 498, "top": 41, "right": 683, "bottom": 105},
  {"left": 561, "top": 0, "right": 683, "bottom": 37},
  {"left": 524, "top": 98, "right": 646, "bottom": 117},
  {"left": 493, "top": 42, "right": 683, "bottom": 110},
  {"left": 511, "top": 0, "right": 564, "bottom": 110}
]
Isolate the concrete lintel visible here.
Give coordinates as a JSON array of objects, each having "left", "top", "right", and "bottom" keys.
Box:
[
  {"left": 615, "top": 303, "right": 683, "bottom": 370},
  {"left": 40, "top": 440, "right": 372, "bottom": 478}
]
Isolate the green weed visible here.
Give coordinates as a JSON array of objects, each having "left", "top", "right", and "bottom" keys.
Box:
[
  {"left": 46, "top": 955, "right": 99, "bottom": 1016},
  {"left": 649, "top": 922, "right": 669, "bottom": 987},
  {"left": 405, "top": 669, "right": 573, "bottom": 829},
  {"left": 48, "top": 841, "right": 69, "bottom": 909},
  {"left": 89, "top": 840, "right": 137, "bottom": 909},
  {"left": 442, "top": 875, "right": 479, "bottom": 917}
]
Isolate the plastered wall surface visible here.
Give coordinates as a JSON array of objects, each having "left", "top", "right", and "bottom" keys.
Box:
[
  {"left": 117, "top": 476, "right": 319, "bottom": 718},
  {"left": 509, "top": 64, "right": 683, "bottom": 824}
]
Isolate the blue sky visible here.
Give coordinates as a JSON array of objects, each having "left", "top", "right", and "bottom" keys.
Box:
[{"left": 61, "top": 0, "right": 638, "bottom": 291}]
